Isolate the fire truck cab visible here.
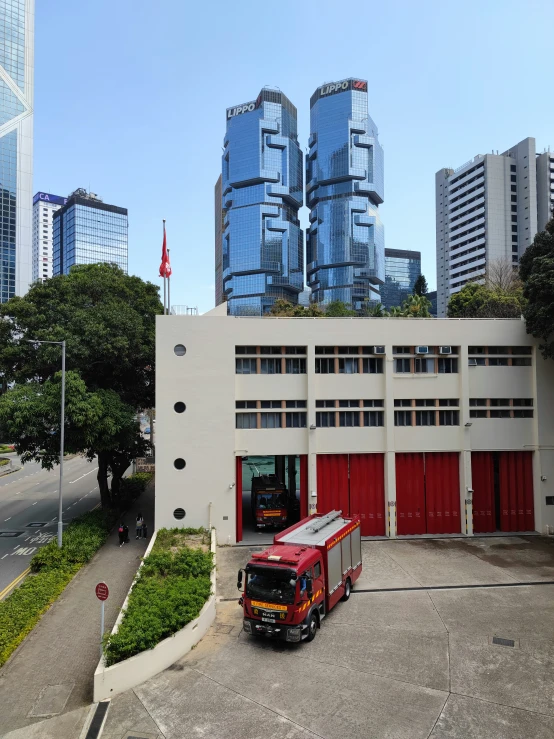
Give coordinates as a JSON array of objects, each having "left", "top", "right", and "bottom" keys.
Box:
[
  {"left": 250, "top": 474, "right": 289, "bottom": 529},
  {"left": 238, "top": 511, "right": 362, "bottom": 642}
]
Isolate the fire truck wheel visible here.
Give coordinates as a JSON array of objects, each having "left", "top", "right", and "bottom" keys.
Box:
[
  {"left": 341, "top": 578, "right": 352, "bottom": 602},
  {"left": 306, "top": 611, "right": 318, "bottom": 642}
]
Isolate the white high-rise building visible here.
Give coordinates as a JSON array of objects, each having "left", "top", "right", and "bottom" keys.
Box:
[
  {"left": 0, "top": 0, "right": 34, "bottom": 303},
  {"left": 436, "top": 137, "right": 552, "bottom": 317},
  {"left": 32, "top": 192, "right": 66, "bottom": 283}
]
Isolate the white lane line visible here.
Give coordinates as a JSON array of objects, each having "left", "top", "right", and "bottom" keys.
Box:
[
  {"left": 1, "top": 554, "right": 7, "bottom": 559},
  {"left": 68, "top": 469, "right": 96, "bottom": 484},
  {"left": 32, "top": 502, "right": 37, "bottom": 506},
  {"left": 16, "top": 492, "right": 21, "bottom": 495},
  {"left": 4, "top": 517, "right": 11, "bottom": 521}
]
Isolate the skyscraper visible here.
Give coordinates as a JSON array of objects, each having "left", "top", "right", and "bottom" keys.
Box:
[
  {"left": 221, "top": 88, "right": 303, "bottom": 315},
  {"left": 32, "top": 192, "right": 67, "bottom": 283},
  {"left": 0, "top": 0, "right": 34, "bottom": 303},
  {"left": 435, "top": 137, "right": 552, "bottom": 317},
  {"left": 214, "top": 174, "right": 223, "bottom": 306},
  {"left": 380, "top": 248, "right": 421, "bottom": 310},
  {"left": 306, "top": 78, "right": 384, "bottom": 311},
  {"left": 53, "top": 189, "right": 128, "bottom": 276}
]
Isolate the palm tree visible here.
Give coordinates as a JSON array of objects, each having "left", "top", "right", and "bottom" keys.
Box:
[{"left": 402, "top": 294, "right": 432, "bottom": 318}]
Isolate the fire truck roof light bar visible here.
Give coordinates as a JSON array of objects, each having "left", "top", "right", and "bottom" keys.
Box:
[{"left": 306, "top": 510, "right": 343, "bottom": 533}]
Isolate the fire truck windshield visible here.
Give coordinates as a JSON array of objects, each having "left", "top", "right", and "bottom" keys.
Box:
[
  {"left": 246, "top": 566, "right": 296, "bottom": 605},
  {"left": 256, "top": 493, "right": 287, "bottom": 510}
]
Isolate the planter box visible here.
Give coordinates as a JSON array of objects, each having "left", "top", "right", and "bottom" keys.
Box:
[{"left": 93, "top": 528, "right": 216, "bottom": 702}]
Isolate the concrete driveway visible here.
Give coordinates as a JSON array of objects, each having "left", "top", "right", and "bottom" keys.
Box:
[{"left": 100, "top": 536, "right": 554, "bottom": 739}]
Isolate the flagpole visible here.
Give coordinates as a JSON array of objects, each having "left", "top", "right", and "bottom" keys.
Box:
[
  {"left": 163, "top": 219, "right": 167, "bottom": 315},
  {"left": 167, "top": 249, "right": 171, "bottom": 315}
]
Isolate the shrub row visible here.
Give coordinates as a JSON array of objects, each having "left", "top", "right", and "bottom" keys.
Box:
[
  {"left": 0, "top": 458, "right": 8, "bottom": 467},
  {"left": 0, "top": 509, "right": 115, "bottom": 667},
  {"left": 119, "top": 472, "right": 153, "bottom": 506},
  {"left": 103, "top": 527, "right": 213, "bottom": 666}
]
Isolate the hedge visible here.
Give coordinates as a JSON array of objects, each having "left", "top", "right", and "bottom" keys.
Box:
[
  {"left": 0, "top": 509, "right": 115, "bottom": 667},
  {"left": 119, "top": 472, "right": 153, "bottom": 504},
  {"left": 0, "top": 458, "right": 8, "bottom": 467},
  {"left": 103, "top": 527, "right": 213, "bottom": 666}
]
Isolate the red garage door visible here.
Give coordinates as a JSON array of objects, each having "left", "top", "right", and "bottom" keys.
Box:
[
  {"left": 350, "top": 453, "right": 385, "bottom": 536},
  {"left": 471, "top": 452, "right": 495, "bottom": 533},
  {"left": 317, "top": 454, "right": 349, "bottom": 514},
  {"left": 316, "top": 454, "right": 385, "bottom": 536},
  {"left": 396, "top": 453, "right": 426, "bottom": 535},
  {"left": 499, "top": 451, "right": 534, "bottom": 532},
  {"left": 425, "top": 452, "right": 460, "bottom": 534}
]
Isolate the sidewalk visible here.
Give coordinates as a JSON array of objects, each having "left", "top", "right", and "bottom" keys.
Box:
[{"left": 0, "top": 479, "right": 155, "bottom": 738}]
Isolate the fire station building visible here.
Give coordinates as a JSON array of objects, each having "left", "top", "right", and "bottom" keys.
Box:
[{"left": 155, "top": 306, "right": 554, "bottom": 543}]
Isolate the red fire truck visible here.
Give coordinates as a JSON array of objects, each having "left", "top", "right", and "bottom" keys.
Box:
[{"left": 237, "top": 510, "right": 362, "bottom": 642}]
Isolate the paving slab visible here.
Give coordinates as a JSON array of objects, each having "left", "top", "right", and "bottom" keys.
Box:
[
  {"left": 0, "top": 707, "right": 89, "bottom": 739},
  {"left": 430, "top": 694, "right": 554, "bottom": 739},
  {"left": 457, "top": 535, "right": 554, "bottom": 582},
  {"left": 356, "top": 541, "right": 421, "bottom": 589},
  {"left": 449, "top": 631, "right": 554, "bottom": 717},
  {"left": 382, "top": 539, "right": 519, "bottom": 587},
  {"left": 216, "top": 545, "right": 262, "bottom": 600},
  {"left": 429, "top": 584, "right": 554, "bottom": 639},
  {"left": 99, "top": 688, "right": 161, "bottom": 739}
]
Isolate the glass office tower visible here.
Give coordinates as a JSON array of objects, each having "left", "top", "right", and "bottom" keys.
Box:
[
  {"left": 306, "top": 78, "right": 384, "bottom": 311},
  {"left": 53, "top": 189, "right": 128, "bottom": 276},
  {"left": 0, "top": 0, "right": 34, "bottom": 303},
  {"left": 381, "top": 248, "right": 421, "bottom": 310},
  {"left": 221, "top": 88, "right": 303, "bottom": 315}
]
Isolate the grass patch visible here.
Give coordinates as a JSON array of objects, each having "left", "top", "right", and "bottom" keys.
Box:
[
  {"left": 0, "top": 509, "right": 116, "bottom": 667},
  {"left": 103, "top": 527, "right": 213, "bottom": 666},
  {"left": 0, "top": 458, "right": 8, "bottom": 467}
]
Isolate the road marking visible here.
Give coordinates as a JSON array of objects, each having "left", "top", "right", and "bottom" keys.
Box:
[
  {"left": 1, "top": 554, "right": 7, "bottom": 559},
  {"left": 0, "top": 567, "right": 31, "bottom": 600},
  {"left": 4, "top": 517, "right": 11, "bottom": 521},
  {"left": 32, "top": 502, "right": 37, "bottom": 505},
  {"left": 68, "top": 469, "right": 96, "bottom": 484}
]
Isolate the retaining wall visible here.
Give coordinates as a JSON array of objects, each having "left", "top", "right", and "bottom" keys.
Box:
[{"left": 93, "top": 528, "right": 216, "bottom": 702}]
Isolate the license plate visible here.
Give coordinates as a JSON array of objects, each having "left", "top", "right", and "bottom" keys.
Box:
[{"left": 262, "top": 617, "right": 275, "bottom": 623}]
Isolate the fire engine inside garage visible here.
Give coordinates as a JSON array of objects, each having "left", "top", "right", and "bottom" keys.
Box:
[{"left": 155, "top": 306, "right": 554, "bottom": 544}]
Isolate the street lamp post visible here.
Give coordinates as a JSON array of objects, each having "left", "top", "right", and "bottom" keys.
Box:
[{"left": 27, "top": 339, "right": 66, "bottom": 548}]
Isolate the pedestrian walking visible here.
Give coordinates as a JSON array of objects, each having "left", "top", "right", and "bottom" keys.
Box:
[
  {"left": 118, "top": 523, "right": 126, "bottom": 547},
  {"left": 136, "top": 512, "right": 144, "bottom": 539}
]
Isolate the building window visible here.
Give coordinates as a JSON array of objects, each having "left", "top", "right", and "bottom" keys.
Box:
[
  {"left": 286, "top": 412, "right": 306, "bottom": 428},
  {"left": 236, "top": 346, "right": 257, "bottom": 355},
  {"left": 393, "top": 346, "right": 411, "bottom": 354},
  {"left": 439, "top": 410, "right": 459, "bottom": 426},
  {"left": 316, "top": 411, "right": 336, "bottom": 427},
  {"left": 395, "top": 358, "right": 411, "bottom": 373},
  {"left": 236, "top": 400, "right": 257, "bottom": 409},
  {"left": 414, "top": 358, "right": 434, "bottom": 373},
  {"left": 363, "top": 399, "right": 384, "bottom": 408},
  {"left": 260, "top": 358, "right": 282, "bottom": 374},
  {"left": 236, "top": 358, "right": 257, "bottom": 374},
  {"left": 364, "top": 411, "right": 384, "bottom": 427},
  {"left": 415, "top": 410, "right": 436, "bottom": 426},
  {"left": 285, "top": 400, "right": 306, "bottom": 408},
  {"left": 489, "top": 409, "right": 510, "bottom": 419},
  {"left": 489, "top": 399, "right": 510, "bottom": 407},
  {"left": 469, "top": 398, "right": 487, "bottom": 406},
  {"left": 285, "top": 358, "right": 306, "bottom": 374},
  {"left": 260, "top": 400, "right": 282, "bottom": 409},
  {"left": 285, "top": 346, "right": 307, "bottom": 355},
  {"left": 394, "top": 399, "right": 412, "bottom": 407},
  {"left": 438, "top": 357, "right": 458, "bottom": 373},
  {"left": 339, "top": 399, "right": 360, "bottom": 408},
  {"left": 470, "top": 410, "right": 487, "bottom": 418},
  {"left": 339, "top": 411, "right": 360, "bottom": 427},
  {"left": 316, "top": 399, "right": 335, "bottom": 408},
  {"left": 260, "top": 412, "right": 282, "bottom": 428},
  {"left": 487, "top": 358, "right": 509, "bottom": 366},
  {"left": 338, "top": 358, "right": 359, "bottom": 374},
  {"left": 513, "top": 410, "right": 533, "bottom": 418},
  {"left": 315, "top": 358, "right": 335, "bottom": 374},
  {"left": 394, "top": 410, "right": 412, "bottom": 426},
  {"left": 260, "top": 346, "right": 282, "bottom": 355},
  {"left": 512, "top": 358, "right": 531, "bottom": 366},
  {"left": 362, "top": 357, "right": 383, "bottom": 373},
  {"left": 513, "top": 398, "right": 533, "bottom": 406},
  {"left": 236, "top": 413, "right": 257, "bottom": 429},
  {"left": 315, "top": 347, "right": 335, "bottom": 355}
]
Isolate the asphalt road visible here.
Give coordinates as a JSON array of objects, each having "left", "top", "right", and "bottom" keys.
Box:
[{"left": 0, "top": 455, "right": 100, "bottom": 596}]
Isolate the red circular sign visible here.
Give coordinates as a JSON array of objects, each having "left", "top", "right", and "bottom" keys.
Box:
[{"left": 95, "top": 582, "right": 109, "bottom": 601}]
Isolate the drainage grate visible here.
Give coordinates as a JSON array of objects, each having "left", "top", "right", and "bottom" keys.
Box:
[
  {"left": 0, "top": 531, "right": 23, "bottom": 537},
  {"left": 492, "top": 636, "right": 515, "bottom": 647},
  {"left": 25, "top": 522, "right": 47, "bottom": 528}
]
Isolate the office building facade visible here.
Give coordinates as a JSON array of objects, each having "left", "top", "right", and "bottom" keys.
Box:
[
  {"left": 156, "top": 307, "right": 554, "bottom": 544},
  {"left": 221, "top": 88, "right": 303, "bottom": 316},
  {"left": 536, "top": 150, "right": 554, "bottom": 232},
  {"left": 214, "top": 174, "right": 223, "bottom": 306},
  {"left": 306, "top": 78, "right": 384, "bottom": 312},
  {"left": 53, "top": 189, "right": 128, "bottom": 276},
  {"left": 0, "top": 0, "right": 34, "bottom": 303},
  {"left": 381, "top": 248, "right": 421, "bottom": 310},
  {"left": 32, "top": 191, "right": 66, "bottom": 283},
  {"left": 436, "top": 137, "right": 552, "bottom": 317}
]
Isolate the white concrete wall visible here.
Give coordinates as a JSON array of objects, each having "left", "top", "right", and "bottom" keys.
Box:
[
  {"left": 156, "top": 316, "right": 554, "bottom": 541},
  {"left": 94, "top": 529, "right": 217, "bottom": 703}
]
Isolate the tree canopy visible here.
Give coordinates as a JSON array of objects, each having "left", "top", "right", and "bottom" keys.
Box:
[
  {"left": 519, "top": 217, "right": 554, "bottom": 359},
  {"left": 0, "top": 264, "right": 163, "bottom": 508},
  {"left": 447, "top": 261, "right": 526, "bottom": 318},
  {"left": 413, "top": 274, "right": 428, "bottom": 297},
  {"left": 267, "top": 295, "right": 433, "bottom": 318}
]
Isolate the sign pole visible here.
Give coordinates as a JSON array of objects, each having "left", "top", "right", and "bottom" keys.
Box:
[
  {"left": 95, "top": 582, "right": 109, "bottom": 660},
  {"left": 100, "top": 600, "right": 104, "bottom": 659}
]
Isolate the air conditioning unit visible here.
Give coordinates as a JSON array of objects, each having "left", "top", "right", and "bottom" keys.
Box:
[
  {"left": 439, "top": 346, "right": 452, "bottom": 355},
  {"left": 415, "top": 346, "right": 429, "bottom": 355},
  {"left": 468, "top": 358, "right": 478, "bottom": 367},
  {"left": 373, "top": 346, "right": 385, "bottom": 355}
]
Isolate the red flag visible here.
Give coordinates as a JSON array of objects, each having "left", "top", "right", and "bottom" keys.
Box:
[{"left": 159, "top": 223, "right": 172, "bottom": 278}]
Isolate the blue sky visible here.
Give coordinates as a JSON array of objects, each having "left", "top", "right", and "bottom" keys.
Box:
[{"left": 35, "top": 0, "right": 554, "bottom": 313}]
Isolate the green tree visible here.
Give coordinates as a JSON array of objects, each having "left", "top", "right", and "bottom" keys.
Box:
[
  {"left": 0, "top": 264, "right": 163, "bottom": 508},
  {"left": 519, "top": 217, "right": 554, "bottom": 359},
  {"left": 447, "top": 279, "right": 524, "bottom": 318},
  {"left": 267, "top": 299, "right": 324, "bottom": 317},
  {"left": 323, "top": 300, "right": 357, "bottom": 317},
  {"left": 402, "top": 293, "right": 432, "bottom": 318},
  {"left": 413, "top": 274, "right": 428, "bottom": 297}
]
